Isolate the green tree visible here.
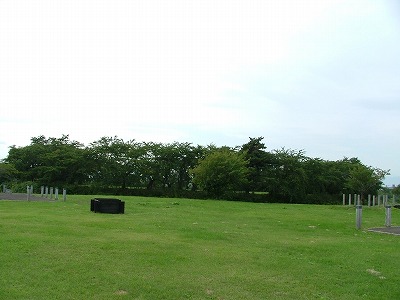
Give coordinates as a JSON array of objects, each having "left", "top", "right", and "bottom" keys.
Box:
[
  {"left": 392, "top": 184, "right": 400, "bottom": 197},
  {"left": 143, "top": 142, "right": 178, "bottom": 189},
  {"left": 240, "top": 137, "right": 273, "bottom": 193},
  {"left": 5, "top": 135, "right": 87, "bottom": 186},
  {"left": 268, "top": 148, "right": 307, "bottom": 202},
  {"left": 190, "top": 148, "right": 248, "bottom": 198},
  {"left": 174, "top": 143, "right": 205, "bottom": 190},
  {"left": 303, "top": 158, "right": 351, "bottom": 195},
  {"left": 139, "top": 142, "right": 208, "bottom": 191},
  {"left": 303, "top": 157, "right": 329, "bottom": 194},
  {"left": 346, "top": 164, "right": 389, "bottom": 202},
  {"left": 88, "top": 136, "right": 146, "bottom": 189},
  {"left": 0, "top": 162, "right": 18, "bottom": 184}
]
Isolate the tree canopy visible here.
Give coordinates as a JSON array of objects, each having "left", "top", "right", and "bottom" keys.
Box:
[
  {"left": 1, "top": 135, "right": 390, "bottom": 203},
  {"left": 191, "top": 148, "right": 248, "bottom": 198}
]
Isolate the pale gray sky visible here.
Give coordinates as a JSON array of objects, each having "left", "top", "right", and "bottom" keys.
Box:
[{"left": 1, "top": 0, "right": 399, "bottom": 185}]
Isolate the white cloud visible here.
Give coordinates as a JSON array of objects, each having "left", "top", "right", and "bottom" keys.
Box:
[{"left": 0, "top": 0, "right": 399, "bottom": 185}]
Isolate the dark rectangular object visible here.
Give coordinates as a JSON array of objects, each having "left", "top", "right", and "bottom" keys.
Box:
[{"left": 90, "top": 198, "right": 125, "bottom": 214}]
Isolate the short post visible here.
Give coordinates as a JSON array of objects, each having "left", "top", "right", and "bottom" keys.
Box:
[
  {"left": 45, "top": 186, "right": 49, "bottom": 198},
  {"left": 354, "top": 194, "right": 357, "bottom": 206},
  {"left": 357, "top": 194, "right": 361, "bottom": 205},
  {"left": 63, "top": 189, "right": 67, "bottom": 201},
  {"left": 2, "top": 184, "right": 5, "bottom": 193},
  {"left": 386, "top": 195, "right": 389, "bottom": 206},
  {"left": 378, "top": 195, "right": 381, "bottom": 206},
  {"left": 50, "top": 187, "right": 53, "bottom": 200},
  {"left": 356, "top": 205, "right": 362, "bottom": 230},
  {"left": 385, "top": 205, "right": 392, "bottom": 227},
  {"left": 372, "top": 195, "right": 376, "bottom": 207},
  {"left": 55, "top": 188, "right": 59, "bottom": 200},
  {"left": 342, "top": 194, "right": 346, "bottom": 206},
  {"left": 368, "top": 194, "right": 371, "bottom": 207},
  {"left": 27, "top": 185, "right": 30, "bottom": 201},
  {"left": 348, "top": 194, "right": 352, "bottom": 206},
  {"left": 41, "top": 186, "right": 44, "bottom": 197}
]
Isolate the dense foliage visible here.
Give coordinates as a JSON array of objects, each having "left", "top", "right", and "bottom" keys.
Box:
[
  {"left": 0, "top": 135, "right": 390, "bottom": 203},
  {"left": 191, "top": 148, "right": 248, "bottom": 198}
]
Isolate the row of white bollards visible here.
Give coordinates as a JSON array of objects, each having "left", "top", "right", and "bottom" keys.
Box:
[
  {"left": 356, "top": 205, "right": 392, "bottom": 230},
  {"left": 344, "top": 193, "right": 394, "bottom": 207},
  {"left": 26, "top": 185, "right": 67, "bottom": 201}
]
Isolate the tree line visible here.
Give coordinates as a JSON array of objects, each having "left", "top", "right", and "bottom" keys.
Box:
[{"left": 0, "top": 135, "right": 391, "bottom": 204}]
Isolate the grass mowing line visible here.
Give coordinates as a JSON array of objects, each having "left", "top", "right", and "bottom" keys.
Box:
[{"left": 1, "top": 196, "right": 400, "bottom": 299}]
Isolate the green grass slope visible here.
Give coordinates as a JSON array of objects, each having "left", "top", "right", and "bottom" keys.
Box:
[{"left": 1, "top": 196, "right": 399, "bottom": 299}]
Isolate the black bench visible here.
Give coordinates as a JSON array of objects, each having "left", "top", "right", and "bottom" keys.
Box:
[{"left": 90, "top": 198, "right": 125, "bottom": 214}]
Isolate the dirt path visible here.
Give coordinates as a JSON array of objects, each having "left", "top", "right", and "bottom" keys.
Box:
[
  {"left": 0, "top": 193, "right": 52, "bottom": 201},
  {"left": 368, "top": 227, "right": 400, "bottom": 236}
]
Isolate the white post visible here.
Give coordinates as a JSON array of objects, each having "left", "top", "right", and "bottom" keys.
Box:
[
  {"left": 356, "top": 205, "right": 362, "bottom": 230},
  {"left": 354, "top": 194, "right": 357, "bottom": 206},
  {"left": 385, "top": 205, "right": 392, "bottom": 227},
  {"left": 372, "top": 195, "right": 376, "bottom": 207},
  {"left": 45, "top": 186, "right": 49, "bottom": 198},
  {"left": 63, "top": 189, "right": 66, "bottom": 201},
  {"left": 367, "top": 195, "right": 371, "bottom": 207},
  {"left": 348, "top": 194, "right": 352, "bottom": 206},
  {"left": 357, "top": 194, "right": 361, "bottom": 205},
  {"left": 27, "top": 185, "right": 30, "bottom": 201},
  {"left": 386, "top": 195, "right": 389, "bottom": 206},
  {"left": 50, "top": 187, "right": 53, "bottom": 199},
  {"left": 41, "top": 186, "right": 44, "bottom": 197},
  {"left": 55, "top": 188, "right": 59, "bottom": 200},
  {"left": 343, "top": 194, "right": 346, "bottom": 206},
  {"left": 378, "top": 195, "right": 381, "bottom": 206}
]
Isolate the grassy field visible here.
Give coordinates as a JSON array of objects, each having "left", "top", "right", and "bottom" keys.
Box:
[{"left": 1, "top": 195, "right": 399, "bottom": 300}]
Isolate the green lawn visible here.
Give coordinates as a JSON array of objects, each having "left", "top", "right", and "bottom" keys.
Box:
[{"left": 1, "top": 196, "right": 399, "bottom": 299}]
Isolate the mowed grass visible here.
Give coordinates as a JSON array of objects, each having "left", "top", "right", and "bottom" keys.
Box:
[{"left": 1, "top": 196, "right": 400, "bottom": 300}]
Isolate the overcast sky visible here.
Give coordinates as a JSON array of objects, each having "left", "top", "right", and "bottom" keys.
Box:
[{"left": 1, "top": 0, "right": 399, "bottom": 185}]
